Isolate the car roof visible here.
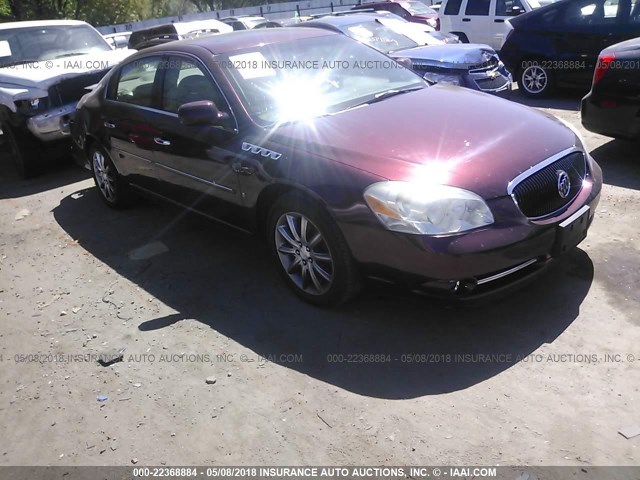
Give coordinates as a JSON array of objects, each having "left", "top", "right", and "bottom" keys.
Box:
[
  {"left": 0, "top": 19, "right": 90, "bottom": 30},
  {"left": 141, "top": 27, "right": 336, "bottom": 55}
]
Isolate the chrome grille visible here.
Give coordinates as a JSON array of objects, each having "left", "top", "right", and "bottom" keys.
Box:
[
  {"left": 468, "top": 57, "right": 499, "bottom": 73},
  {"left": 510, "top": 150, "right": 587, "bottom": 219}
]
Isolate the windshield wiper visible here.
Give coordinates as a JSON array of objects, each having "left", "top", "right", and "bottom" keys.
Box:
[
  {"left": 370, "top": 86, "right": 424, "bottom": 103},
  {"left": 54, "top": 52, "right": 89, "bottom": 59}
]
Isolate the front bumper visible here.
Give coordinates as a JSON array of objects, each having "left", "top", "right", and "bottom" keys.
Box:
[
  {"left": 26, "top": 102, "right": 77, "bottom": 142},
  {"left": 340, "top": 158, "right": 602, "bottom": 298}
]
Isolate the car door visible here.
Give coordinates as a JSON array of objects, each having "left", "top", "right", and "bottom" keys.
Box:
[
  {"left": 493, "top": 0, "right": 527, "bottom": 48},
  {"left": 461, "top": 0, "right": 494, "bottom": 46},
  {"left": 555, "top": 0, "right": 622, "bottom": 86},
  {"left": 150, "top": 54, "right": 244, "bottom": 223},
  {"left": 101, "top": 55, "right": 166, "bottom": 190}
]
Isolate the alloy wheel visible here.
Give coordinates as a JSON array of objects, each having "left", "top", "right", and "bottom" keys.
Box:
[
  {"left": 92, "top": 150, "right": 116, "bottom": 202},
  {"left": 274, "top": 212, "right": 334, "bottom": 295},
  {"left": 521, "top": 65, "right": 548, "bottom": 95}
]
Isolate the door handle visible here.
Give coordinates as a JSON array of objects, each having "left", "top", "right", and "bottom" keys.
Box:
[
  {"left": 104, "top": 121, "right": 116, "bottom": 129},
  {"left": 154, "top": 137, "right": 172, "bottom": 146},
  {"left": 494, "top": 18, "right": 505, "bottom": 22},
  {"left": 232, "top": 160, "right": 256, "bottom": 176},
  {"left": 462, "top": 18, "right": 471, "bottom": 21}
]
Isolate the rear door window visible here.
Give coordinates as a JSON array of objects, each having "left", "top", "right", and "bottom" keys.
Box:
[
  {"left": 465, "top": 0, "right": 491, "bottom": 15},
  {"left": 444, "top": 0, "right": 464, "bottom": 14},
  {"left": 111, "top": 56, "right": 162, "bottom": 108},
  {"left": 561, "top": 0, "right": 622, "bottom": 24}
]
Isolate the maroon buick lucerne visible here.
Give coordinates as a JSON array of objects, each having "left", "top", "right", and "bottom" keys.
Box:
[{"left": 71, "top": 28, "right": 602, "bottom": 306}]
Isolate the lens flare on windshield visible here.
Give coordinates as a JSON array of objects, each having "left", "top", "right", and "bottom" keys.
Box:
[{"left": 269, "top": 73, "right": 330, "bottom": 122}]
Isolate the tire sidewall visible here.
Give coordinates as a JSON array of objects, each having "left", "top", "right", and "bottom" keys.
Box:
[{"left": 3, "top": 125, "right": 40, "bottom": 178}]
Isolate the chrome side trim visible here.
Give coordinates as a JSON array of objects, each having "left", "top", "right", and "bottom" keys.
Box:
[
  {"left": 154, "top": 162, "right": 235, "bottom": 193},
  {"left": 130, "top": 184, "right": 251, "bottom": 234},
  {"left": 507, "top": 146, "right": 580, "bottom": 195},
  {"left": 476, "top": 258, "right": 538, "bottom": 285}
]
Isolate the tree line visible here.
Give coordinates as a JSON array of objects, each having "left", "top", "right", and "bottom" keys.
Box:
[{"left": 0, "top": 0, "right": 267, "bottom": 27}]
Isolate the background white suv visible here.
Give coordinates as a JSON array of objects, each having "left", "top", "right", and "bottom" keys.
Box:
[{"left": 439, "top": 0, "right": 540, "bottom": 49}]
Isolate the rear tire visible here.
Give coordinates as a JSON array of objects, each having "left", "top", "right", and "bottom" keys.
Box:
[
  {"left": 2, "top": 125, "right": 42, "bottom": 178},
  {"left": 89, "top": 143, "right": 134, "bottom": 209},
  {"left": 267, "top": 193, "right": 361, "bottom": 306},
  {"left": 517, "top": 63, "right": 554, "bottom": 97}
]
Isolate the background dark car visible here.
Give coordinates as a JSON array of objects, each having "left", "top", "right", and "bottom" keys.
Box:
[
  {"left": 71, "top": 28, "right": 601, "bottom": 307},
  {"left": 300, "top": 12, "right": 512, "bottom": 94},
  {"left": 221, "top": 15, "right": 282, "bottom": 30},
  {"left": 128, "top": 20, "right": 232, "bottom": 50},
  {"left": 581, "top": 37, "right": 640, "bottom": 140},
  {"left": 352, "top": 0, "right": 441, "bottom": 29},
  {"left": 500, "top": 0, "right": 640, "bottom": 97}
]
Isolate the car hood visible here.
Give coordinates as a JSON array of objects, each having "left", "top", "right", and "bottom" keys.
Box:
[
  {"left": 0, "top": 49, "right": 135, "bottom": 110},
  {"left": 270, "top": 85, "right": 579, "bottom": 199},
  {"left": 389, "top": 44, "right": 497, "bottom": 69}
]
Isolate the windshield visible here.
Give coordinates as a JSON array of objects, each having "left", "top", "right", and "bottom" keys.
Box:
[
  {"left": 377, "top": 17, "right": 440, "bottom": 45},
  {"left": 342, "top": 20, "right": 419, "bottom": 53},
  {"left": 0, "top": 25, "right": 111, "bottom": 68},
  {"left": 220, "top": 35, "right": 425, "bottom": 125},
  {"left": 399, "top": 1, "right": 437, "bottom": 14}
]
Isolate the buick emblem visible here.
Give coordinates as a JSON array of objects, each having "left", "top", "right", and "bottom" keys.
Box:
[{"left": 557, "top": 170, "right": 571, "bottom": 198}]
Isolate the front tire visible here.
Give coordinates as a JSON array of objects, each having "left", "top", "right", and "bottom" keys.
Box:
[
  {"left": 2, "top": 125, "right": 42, "bottom": 178},
  {"left": 267, "top": 193, "right": 360, "bottom": 306},
  {"left": 89, "top": 144, "right": 134, "bottom": 209},
  {"left": 518, "top": 63, "right": 554, "bottom": 97}
]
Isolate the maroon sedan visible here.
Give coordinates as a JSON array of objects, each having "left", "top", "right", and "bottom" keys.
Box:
[
  {"left": 352, "top": 1, "right": 441, "bottom": 30},
  {"left": 71, "top": 28, "right": 602, "bottom": 306}
]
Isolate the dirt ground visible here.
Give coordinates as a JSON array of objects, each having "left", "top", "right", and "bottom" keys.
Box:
[{"left": 0, "top": 89, "right": 639, "bottom": 468}]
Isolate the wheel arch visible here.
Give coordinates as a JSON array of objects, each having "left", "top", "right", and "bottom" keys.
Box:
[{"left": 255, "top": 182, "right": 332, "bottom": 236}]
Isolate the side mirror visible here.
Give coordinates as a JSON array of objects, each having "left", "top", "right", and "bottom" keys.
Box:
[
  {"left": 395, "top": 57, "right": 413, "bottom": 70},
  {"left": 508, "top": 5, "right": 523, "bottom": 15},
  {"left": 178, "top": 100, "right": 230, "bottom": 127}
]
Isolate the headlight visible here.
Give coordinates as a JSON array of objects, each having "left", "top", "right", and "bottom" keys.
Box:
[
  {"left": 364, "top": 181, "right": 494, "bottom": 235},
  {"left": 423, "top": 71, "right": 461, "bottom": 86}
]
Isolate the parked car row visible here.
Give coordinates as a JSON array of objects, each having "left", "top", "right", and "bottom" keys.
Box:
[{"left": 299, "top": 11, "right": 512, "bottom": 94}]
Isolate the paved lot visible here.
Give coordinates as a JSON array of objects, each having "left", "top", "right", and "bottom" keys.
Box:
[{"left": 0, "top": 89, "right": 638, "bottom": 467}]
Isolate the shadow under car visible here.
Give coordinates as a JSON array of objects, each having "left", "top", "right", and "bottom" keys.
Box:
[{"left": 52, "top": 187, "right": 595, "bottom": 399}]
